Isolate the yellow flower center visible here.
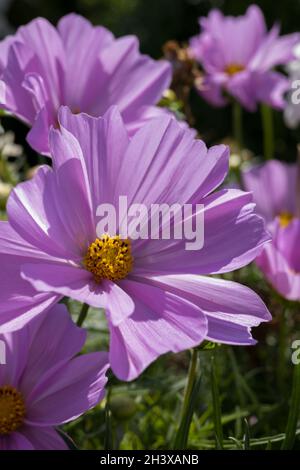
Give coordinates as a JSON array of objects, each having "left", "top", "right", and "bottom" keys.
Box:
[
  {"left": 84, "top": 235, "right": 133, "bottom": 282},
  {"left": 0, "top": 385, "right": 26, "bottom": 435},
  {"left": 225, "top": 63, "right": 245, "bottom": 76},
  {"left": 279, "top": 212, "right": 294, "bottom": 228}
]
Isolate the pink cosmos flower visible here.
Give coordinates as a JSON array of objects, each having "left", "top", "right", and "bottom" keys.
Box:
[
  {"left": 0, "top": 13, "right": 171, "bottom": 154},
  {"left": 189, "top": 5, "right": 300, "bottom": 111},
  {"left": 0, "top": 304, "right": 109, "bottom": 450},
  {"left": 0, "top": 106, "right": 271, "bottom": 380},
  {"left": 243, "top": 160, "right": 300, "bottom": 300}
]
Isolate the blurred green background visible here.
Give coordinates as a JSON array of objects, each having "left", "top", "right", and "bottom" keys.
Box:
[{"left": 1, "top": 0, "right": 300, "bottom": 162}]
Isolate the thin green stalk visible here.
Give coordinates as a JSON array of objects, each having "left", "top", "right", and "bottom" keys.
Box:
[
  {"left": 0, "top": 152, "right": 16, "bottom": 185},
  {"left": 243, "top": 419, "right": 251, "bottom": 450},
  {"left": 232, "top": 100, "right": 243, "bottom": 150},
  {"left": 210, "top": 353, "right": 223, "bottom": 449},
  {"left": 281, "top": 362, "right": 300, "bottom": 449},
  {"left": 278, "top": 309, "right": 288, "bottom": 394},
  {"left": 77, "top": 303, "right": 89, "bottom": 327},
  {"left": 261, "top": 104, "right": 274, "bottom": 160},
  {"left": 104, "top": 388, "right": 113, "bottom": 450},
  {"left": 228, "top": 347, "right": 251, "bottom": 439},
  {"left": 173, "top": 349, "right": 200, "bottom": 449},
  {"left": 227, "top": 347, "right": 246, "bottom": 408},
  {"left": 182, "top": 349, "right": 198, "bottom": 415}
]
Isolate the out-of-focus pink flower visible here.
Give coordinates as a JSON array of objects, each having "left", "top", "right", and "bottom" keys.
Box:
[
  {"left": 0, "top": 14, "right": 171, "bottom": 154},
  {"left": 189, "top": 5, "right": 300, "bottom": 111},
  {"left": 243, "top": 160, "right": 300, "bottom": 300}
]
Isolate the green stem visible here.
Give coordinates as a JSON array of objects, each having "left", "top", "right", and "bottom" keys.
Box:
[
  {"left": 228, "top": 347, "right": 247, "bottom": 439},
  {"left": 261, "top": 104, "right": 274, "bottom": 160},
  {"left": 182, "top": 349, "right": 198, "bottom": 415},
  {"left": 281, "top": 362, "right": 300, "bottom": 449},
  {"left": 211, "top": 352, "right": 223, "bottom": 449},
  {"left": 228, "top": 347, "right": 246, "bottom": 408},
  {"left": 232, "top": 100, "right": 243, "bottom": 150},
  {"left": 278, "top": 309, "right": 287, "bottom": 394},
  {"left": 0, "top": 152, "right": 16, "bottom": 185},
  {"left": 77, "top": 303, "right": 89, "bottom": 327},
  {"left": 104, "top": 388, "right": 113, "bottom": 450},
  {"left": 173, "top": 349, "right": 200, "bottom": 449}
]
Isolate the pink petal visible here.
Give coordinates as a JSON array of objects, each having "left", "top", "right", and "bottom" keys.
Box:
[
  {"left": 0, "top": 432, "right": 34, "bottom": 450},
  {"left": 26, "top": 352, "right": 109, "bottom": 425},
  {"left": 242, "top": 160, "right": 297, "bottom": 222},
  {"left": 133, "top": 189, "right": 270, "bottom": 275},
  {"left": 110, "top": 279, "right": 207, "bottom": 380},
  {"left": 20, "top": 426, "right": 68, "bottom": 450},
  {"left": 139, "top": 274, "right": 271, "bottom": 345},
  {"left": 19, "top": 304, "right": 86, "bottom": 396}
]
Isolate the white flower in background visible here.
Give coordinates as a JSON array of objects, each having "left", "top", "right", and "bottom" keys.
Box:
[
  {"left": 284, "top": 43, "right": 300, "bottom": 129},
  {"left": 0, "top": 130, "right": 22, "bottom": 158}
]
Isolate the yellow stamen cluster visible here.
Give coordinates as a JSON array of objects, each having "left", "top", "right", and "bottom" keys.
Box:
[
  {"left": 225, "top": 63, "right": 245, "bottom": 76},
  {"left": 0, "top": 385, "right": 25, "bottom": 435},
  {"left": 279, "top": 212, "right": 294, "bottom": 228},
  {"left": 84, "top": 235, "right": 133, "bottom": 282}
]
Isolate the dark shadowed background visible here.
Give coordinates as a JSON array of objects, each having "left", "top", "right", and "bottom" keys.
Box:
[{"left": 1, "top": 0, "right": 300, "bottom": 162}]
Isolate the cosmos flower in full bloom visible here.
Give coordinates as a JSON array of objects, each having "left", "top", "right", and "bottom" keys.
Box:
[
  {"left": 0, "top": 305, "right": 109, "bottom": 450},
  {"left": 0, "top": 106, "right": 271, "bottom": 380},
  {"left": 189, "top": 5, "right": 300, "bottom": 111},
  {"left": 0, "top": 13, "right": 171, "bottom": 154},
  {"left": 243, "top": 159, "right": 300, "bottom": 300}
]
